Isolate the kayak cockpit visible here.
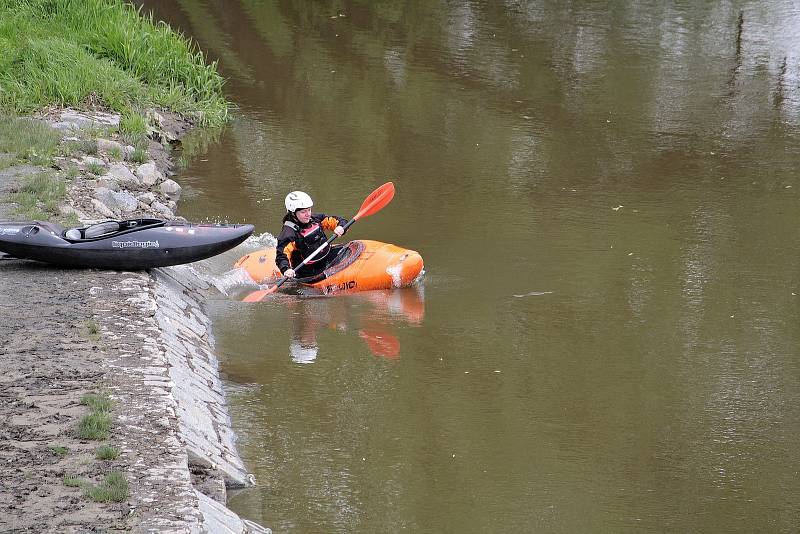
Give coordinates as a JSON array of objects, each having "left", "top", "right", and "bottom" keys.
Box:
[
  {"left": 293, "top": 241, "right": 366, "bottom": 284},
  {"left": 63, "top": 218, "right": 165, "bottom": 242}
]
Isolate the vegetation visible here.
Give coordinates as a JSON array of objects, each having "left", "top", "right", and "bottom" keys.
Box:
[
  {"left": 0, "top": 0, "right": 228, "bottom": 126},
  {"left": 0, "top": 115, "right": 60, "bottom": 165},
  {"left": 63, "top": 470, "right": 129, "bottom": 503},
  {"left": 129, "top": 147, "right": 148, "bottom": 164},
  {"left": 83, "top": 318, "right": 101, "bottom": 340},
  {"left": 86, "top": 162, "right": 105, "bottom": 175},
  {"left": 84, "top": 471, "right": 128, "bottom": 502},
  {"left": 77, "top": 391, "right": 113, "bottom": 440},
  {"left": 95, "top": 445, "right": 120, "bottom": 461},
  {"left": 119, "top": 111, "right": 148, "bottom": 136},
  {"left": 11, "top": 171, "right": 66, "bottom": 220},
  {"left": 50, "top": 446, "right": 69, "bottom": 457},
  {"left": 81, "top": 392, "right": 113, "bottom": 413},
  {"left": 77, "top": 412, "right": 112, "bottom": 440},
  {"left": 63, "top": 475, "right": 83, "bottom": 487}
]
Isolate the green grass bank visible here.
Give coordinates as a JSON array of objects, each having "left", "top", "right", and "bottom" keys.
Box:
[{"left": 0, "top": 0, "right": 229, "bottom": 126}]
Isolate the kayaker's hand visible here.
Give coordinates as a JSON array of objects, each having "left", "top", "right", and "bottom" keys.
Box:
[
  {"left": 284, "top": 268, "right": 296, "bottom": 278},
  {"left": 334, "top": 226, "right": 344, "bottom": 237}
]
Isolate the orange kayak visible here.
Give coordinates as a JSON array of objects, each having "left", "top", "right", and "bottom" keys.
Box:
[{"left": 234, "top": 240, "right": 424, "bottom": 295}]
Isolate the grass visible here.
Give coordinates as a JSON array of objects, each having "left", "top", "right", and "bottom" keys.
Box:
[
  {"left": 95, "top": 445, "right": 120, "bottom": 461},
  {"left": 86, "top": 162, "right": 105, "bottom": 175},
  {"left": 63, "top": 475, "right": 83, "bottom": 487},
  {"left": 75, "top": 138, "right": 98, "bottom": 156},
  {"left": 0, "top": 154, "right": 14, "bottom": 170},
  {"left": 0, "top": 0, "right": 229, "bottom": 126},
  {"left": 11, "top": 171, "right": 66, "bottom": 220},
  {"left": 81, "top": 392, "right": 113, "bottom": 413},
  {"left": 129, "top": 147, "right": 148, "bottom": 164},
  {"left": 61, "top": 211, "right": 81, "bottom": 229},
  {"left": 120, "top": 111, "right": 148, "bottom": 136},
  {"left": 77, "top": 412, "right": 112, "bottom": 440},
  {"left": 83, "top": 319, "right": 100, "bottom": 340},
  {"left": 0, "top": 115, "right": 60, "bottom": 165},
  {"left": 50, "top": 446, "right": 69, "bottom": 457},
  {"left": 84, "top": 471, "right": 128, "bottom": 502},
  {"left": 77, "top": 391, "right": 113, "bottom": 440}
]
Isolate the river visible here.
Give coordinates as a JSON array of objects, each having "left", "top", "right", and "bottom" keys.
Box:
[{"left": 140, "top": 1, "right": 800, "bottom": 532}]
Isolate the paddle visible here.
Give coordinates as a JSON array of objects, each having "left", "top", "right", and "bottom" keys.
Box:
[{"left": 243, "top": 182, "right": 395, "bottom": 302}]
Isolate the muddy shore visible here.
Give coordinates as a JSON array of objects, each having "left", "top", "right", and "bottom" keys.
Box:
[{"left": 0, "top": 111, "right": 267, "bottom": 533}]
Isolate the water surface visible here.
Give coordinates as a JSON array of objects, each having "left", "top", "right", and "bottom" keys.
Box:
[{"left": 142, "top": 1, "right": 800, "bottom": 532}]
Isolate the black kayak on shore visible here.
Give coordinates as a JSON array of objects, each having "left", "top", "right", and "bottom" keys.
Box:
[{"left": 0, "top": 218, "right": 254, "bottom": 269}]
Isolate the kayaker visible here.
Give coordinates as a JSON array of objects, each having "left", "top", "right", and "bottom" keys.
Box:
[{"left": 276, "top": 191, "right": 348, "bottom": 279}]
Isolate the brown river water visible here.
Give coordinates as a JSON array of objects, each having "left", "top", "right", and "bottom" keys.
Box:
[{"left": 141, "top": 1, "right": 800, "bottom": 532}]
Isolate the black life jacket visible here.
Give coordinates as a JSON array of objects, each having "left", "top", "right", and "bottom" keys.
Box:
[{"left": 284, "top": 220, "right": 330, "bottom": 264}]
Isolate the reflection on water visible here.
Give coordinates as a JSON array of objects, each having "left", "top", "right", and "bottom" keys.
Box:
[{"left": 284, "top": 287, "right": 424, "bottom": 363}]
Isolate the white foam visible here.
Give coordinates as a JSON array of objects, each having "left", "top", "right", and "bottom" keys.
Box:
[
  {"left": 512, "top": 291, "right": 553, "bottom": 298},
  {"left": 243, "top": 231, "right": 277, "bottom": 249}
]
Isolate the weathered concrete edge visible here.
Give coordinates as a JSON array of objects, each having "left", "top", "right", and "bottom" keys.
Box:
[
  {"left": 93, "top": 266, "right": 270, "bottom": 533},
  {"left": 153, "top": 264, "right": 268, "bottom": 532},
  {"left": 152, "top": 265, "right": 251, "bottom": 487}
]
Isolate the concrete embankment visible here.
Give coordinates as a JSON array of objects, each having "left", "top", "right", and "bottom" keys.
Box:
[
  {"left": 93, "top": 266, "right": 267, "bottom": 533},
  {"left": 0, "top": 110, "right": 269, "bottom": 533}
]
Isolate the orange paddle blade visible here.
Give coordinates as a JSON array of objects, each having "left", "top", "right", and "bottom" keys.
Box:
[
  {"left": 242, "top": 286, "right": 279, "bottom": 302},
  {"left": 359, "top": 329, "right": 400, "bottom": 359},
  {"left": 353, "top": 182, "right": 395, "bottom": 220}
]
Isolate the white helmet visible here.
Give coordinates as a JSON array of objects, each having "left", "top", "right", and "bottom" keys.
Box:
[{"left": 285, "top": 191, "right": 313, "bottom": 213}]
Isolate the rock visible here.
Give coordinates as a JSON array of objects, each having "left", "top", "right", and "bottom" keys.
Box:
[
  {"left": 106, "top": 163, "right": 140, "bottom": 188},
  {"left": 137, "top": 192, "right": 157, "bottom": 206},
  {"left": 136, "top": 163, "right": 164, "bottom": 187},
  {"left": 113, "top": 191, "right": 139, "bottom": 213},
  {"left": 96, "top": 187, "right": 138, "bottom": 214},
  {"left": 97, "top": 138, "right": 123, "bottom": 156},
  {"left": 122, "top": 145, "right": 136, "bottom": 159},
  {"left": 52, "top": 157, "right": 71, "bottom": 171},
  {"left": 160, "top": 179, "right": 182, "bottom": 201},
  {"left": 60, "top": 205, "right": 89, "bottom": 221},
  {"left": 94, "top": 186, "right": 117, "bottom": 207},
  {"left": 91, "top": 198, "right": 115, "bottom": 217},
  {"left": 81, "top": 156, "right": 105, "bottom": 168},
  {"left": 51, "top": 110, "right": 120, "bottom": 132},
  {"left": 97, "top": 178, "right": 120, "bottom": 192},
  {"left": 151, "top": 201, "right": 174, "bottom": 218}
]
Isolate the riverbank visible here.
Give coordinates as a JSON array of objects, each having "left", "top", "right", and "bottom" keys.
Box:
[{"left": 0, "top": 110, "right": 268, "bottom": 533}]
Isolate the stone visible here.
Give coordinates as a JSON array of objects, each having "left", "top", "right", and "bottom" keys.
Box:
[
  {"left": 136, "top": 162, "right": 164, "bottom": 186},
  {"left": 97, "top": 178, "right": 120, "bottom": 191},
  {"left": 113, "top": 191, "right": 139, "bottom": 213},
  {"left": 151, "top": 201, "right": 174, "bottom": 218},
  {"left": 160, "top": 179, "right": 182, "bottom": 201},
  {"left": 94, "top": 187, "right": 137, "bottom": 213},
  {"left": 91, "top": 198, "right": 115, "bottom": 217},
  {"left": 97, "top": 138, "right": 124, "bottom": 156},
  {"left": 137, "top": 192, "right": 157, "bottom": 206},
  {"left": 60, "top": 204, "right": 89, "bottom": 221},
  {"left": 82, "top": 156, "right": 105, "bottom": 167},
  {"left": 94, "top": 186, "right": 118, "bottom": 207},
  {"left": 107, "top": 163, "right": 140, "bottom": 188},
  {"left": 51, "top": 110, "right": 121, "bottom": 131}
]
